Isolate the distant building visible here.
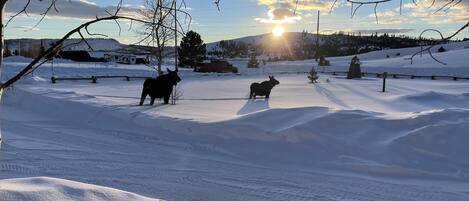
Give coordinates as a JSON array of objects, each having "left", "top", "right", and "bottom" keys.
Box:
[
  {"left": 5, "top": 38, "right": 152, "bottom": 64},
  {"left": 104, "top": 53, "right": 137, "bottom": 64}
]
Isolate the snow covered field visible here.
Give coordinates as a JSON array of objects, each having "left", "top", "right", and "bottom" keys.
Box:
[{"left": 1, "top": 43, "right": 469, "bottom": 200}]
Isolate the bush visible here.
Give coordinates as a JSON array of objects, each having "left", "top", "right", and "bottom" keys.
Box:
[{"left": 247, "top": 54, "right": 259, "bottom": 68}]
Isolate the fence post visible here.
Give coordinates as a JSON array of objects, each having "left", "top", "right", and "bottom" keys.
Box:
[
  {"left": 91, "top": 76, "right": 97, "bottom": 83},
  {"left": 382, "top": 72, "right": 388, "bottom": 93},
  {"left": 51, "top": 76, "right": 56, "bottom": 84}
]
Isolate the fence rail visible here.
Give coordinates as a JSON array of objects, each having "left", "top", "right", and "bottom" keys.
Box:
[
  {"left": 322, "top": 71, "right": 469, "bottom": 81},
  {"left": 51, "top": 75, "right": 152, "bottom": 83}
]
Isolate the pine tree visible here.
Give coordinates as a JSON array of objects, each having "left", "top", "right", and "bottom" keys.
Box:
[
  {"left": 318, "top": 55, "right": 330, "bottom": 66},
  {"left": 438, "top": 46, "right": 446, "bottom": 52},
  {"left": 308, "top": 67, "right": 319, "bottom": 83},
  {"left": 178, "top": 31, "right": 206, "bottom": 68},
  {"left": 247, "top": 53, "right": 259, "bottom": 68},
  {"left": 347, "top": 56, "right": 362, "bottom": 79}
]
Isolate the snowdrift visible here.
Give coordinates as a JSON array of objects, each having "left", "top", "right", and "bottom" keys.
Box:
[
  {"left": 2, "top": 40, "right": 469, "bottom": 200},
  {"left": 5, "top": 85, "right": 469, "bottom": 179},
  {"left": 0, "top": 177, "right": 161, "bottom": 201}
]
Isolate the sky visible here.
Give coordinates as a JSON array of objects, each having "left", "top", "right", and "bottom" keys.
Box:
[{"left": 4, "top": 0, "right": 469, "bottom": 44}]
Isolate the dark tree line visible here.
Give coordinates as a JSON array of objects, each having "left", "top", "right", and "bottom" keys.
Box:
[{"left": 207, "top": 31, "right": 446, "bottom": 60}]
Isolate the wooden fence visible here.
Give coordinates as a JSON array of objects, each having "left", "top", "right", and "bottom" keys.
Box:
[
  {"left": 50, "top": 71, "right": 469, "bottom": 84},
  {"left": 322, "top": 71, "right": 469, "bottom": 81},
  {"left": 51, "top": 75, "right": 152, "bottom": 83}
]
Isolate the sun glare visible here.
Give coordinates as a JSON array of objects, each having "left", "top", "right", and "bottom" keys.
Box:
[{"left": 272, "top": 26, "right": 285, "bottom": 37}]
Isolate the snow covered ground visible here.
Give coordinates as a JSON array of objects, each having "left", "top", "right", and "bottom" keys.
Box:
[
  {"left": 1, "top": 42, "right": 469, "bottom": 201},
  {"left": 0, "top": 177, "right": 160, "bottom": 201}
]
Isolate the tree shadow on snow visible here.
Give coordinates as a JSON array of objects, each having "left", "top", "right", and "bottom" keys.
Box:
[
  {"left": 313, "top": 84, "right": 350, "bottom": 108},
  {"left": 237, "top": 99, "right": 270, "bottom": 115}
]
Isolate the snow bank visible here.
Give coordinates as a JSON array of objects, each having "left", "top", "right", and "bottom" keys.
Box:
[
  {"left": 398, "top": 91, "right": 469, "bottom": 108},
  {"left": 0, "top": 177, "right": 161, "bottom": 201},
  {"left": 4, "top": 56, "right": 32, "bottom": 63},
  {"left": 7, "top": 75, "right": 469, "bottom": 178},
  {"left": 1, "top": 40, "right": 469, "bottom": 200}
]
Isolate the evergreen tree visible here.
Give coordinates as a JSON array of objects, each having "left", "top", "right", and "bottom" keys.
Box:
[
  {"left": 347, "top": 56, "right": 362, "bottom": 79},
  {"left": 318, "top": 55, "right": 330, "bottom": 66},
  {"left": 438, "top": 46, "right": 446, "bottom": 52},
  {"left": 308, "top": 67, "right": 319, "bottom": 83},
  {"left": 295, "top": 30, "right": 314, "bottom": 60},
  {"left": 247, "top": 53, "right": 259, "bottom": 68},
  {"left": 178, "top": 31, "right": 206, "bottom": 68}
]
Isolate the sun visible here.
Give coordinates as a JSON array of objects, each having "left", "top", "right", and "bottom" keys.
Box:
[{"left": 272, "top": 26, "right": 285, "bottom": 37}]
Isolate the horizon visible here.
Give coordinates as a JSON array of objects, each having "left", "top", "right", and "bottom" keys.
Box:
[{"left": 4, "top": 0, "right": 469, "bottom": 44}]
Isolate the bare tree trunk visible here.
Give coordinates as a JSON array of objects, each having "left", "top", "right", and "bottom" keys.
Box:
[
  {"left": 0, "top": 0, "right": 6, "bottom": 146},
  {"left": 0, "top": 0, "right": 7, "bottom": 99},
  {"left": 173, "top": 0, "right": 178, "bottom": 72}
]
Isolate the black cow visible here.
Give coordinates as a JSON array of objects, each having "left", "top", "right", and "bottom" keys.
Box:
[
  {"left": 249, "top": 76, "right": 280, "bottom": 99},
  {"left": 139, "top": 68, "right": 181, "bottom": 105}
]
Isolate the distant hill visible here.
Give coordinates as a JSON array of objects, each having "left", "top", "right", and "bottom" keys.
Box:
[
  {"left": 4, "top": 38, "right": 174, "bottom": 59},
  {"left": 6, "top": 38, "right": 122, "bottom": 52},
  {"left": 207, "top": 32, "right": 322, "bottom": 53},
  {"left": 206, "top": 32, "right": 446, "bottom": 59}
]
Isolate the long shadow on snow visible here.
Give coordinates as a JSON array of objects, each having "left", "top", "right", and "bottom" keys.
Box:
[{"left": 237, "top": 99, "right": 270, "bottom": 115}]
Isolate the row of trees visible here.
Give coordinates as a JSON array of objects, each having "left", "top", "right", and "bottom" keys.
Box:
[
  {"left": 206, "top": 30, "right": 452, "bottom": 61},
  {"left": 208, "top": 40, "right": 268, "bottom": 59}
]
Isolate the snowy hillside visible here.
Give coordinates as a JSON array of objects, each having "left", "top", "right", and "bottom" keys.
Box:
[
  {"left": 1, "top": 41, "right": 469, "bottom": 200},
  {"left": 0, "top": 177, "right": 161, "bottom": 201},
  {"left": 6, "top": 38, "right": 123, "bottom": 52},
  {"left": 206, "top": 32, "right": 322, "bottom": 52}
]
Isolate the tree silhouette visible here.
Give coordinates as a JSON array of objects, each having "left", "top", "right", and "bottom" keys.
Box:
[
  {"left": 178, "top": 30, "right": 206, "bottom": 68},
  {"left": 0, "top": 0, "right": 190, "bottom": 96}
]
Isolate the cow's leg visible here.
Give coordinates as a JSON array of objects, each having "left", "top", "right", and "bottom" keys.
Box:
[
  {"left": 249, "top": 90, "right": 253, "bottom": 99},
  {"left": 140, "top": 90, "right": 148, "bottom": 106},
  {"left": 150, "top": 96, "right": 156, "bottom": 105},
  {"left": 163, "top": 95, "right": 170, "bottom": 104},
  {"left": 266, "top": 92, "right": 270, "bottom": 99}
]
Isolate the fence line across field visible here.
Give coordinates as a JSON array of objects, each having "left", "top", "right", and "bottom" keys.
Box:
[
  {"left": 321, "top": 71, "right": 469, "bottom": 81},
  {"left": 50, "top": 71, "right": 469, "bottom": 84}
]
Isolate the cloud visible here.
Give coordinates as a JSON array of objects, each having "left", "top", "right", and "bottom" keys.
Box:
[
  {"left": 5, "top": 0, "right": 140, "bottom": 20},
  {"left": 14, "top": 25, "right": 40, "bottom": 31},
  {"left": 402, "top": 0, "right": 469, "bottom": 24},
  {"left": 255, "top": 0, "right": 334, "bottom": 23},
  {"left": 257, "top": 0, "right": 332, "bottom": 11},
  {"left": 256, "top": 7, "right": 302, "bottom": 23},
  {"left": 368, "top": 10, "right": 397, "bottom": 18}
]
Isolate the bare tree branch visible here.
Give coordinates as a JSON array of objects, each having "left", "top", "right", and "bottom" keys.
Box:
[
  {"left": 0, "top": 0, "right": 181, "bottom": 90},
  {"left": 410, "top": 22, "right": 469, "bottom": 65}
]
